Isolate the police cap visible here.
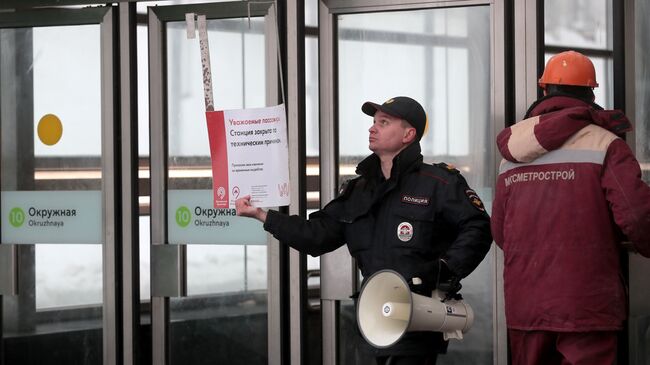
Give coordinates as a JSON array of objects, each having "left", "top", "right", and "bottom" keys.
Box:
[{"left": 362, "top": 96, "right": 428, "bottom": 140}]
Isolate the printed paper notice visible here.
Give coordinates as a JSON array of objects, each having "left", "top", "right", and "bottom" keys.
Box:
[{"left": 206, "top": 104, "right": 290, "bottom": 209}]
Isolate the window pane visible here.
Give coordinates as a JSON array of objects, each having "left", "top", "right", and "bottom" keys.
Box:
[
  {"left": 305, "top": 35, "right": 321, "bottom": 216},
  {"left": 636, "top": 0, "right": 650, "bottom": 184},
  {"left": 543, "top": 1, "right": 614, "bottom": 110},
  {"left": 306, "top": 36, "right": 320, "bottom": 157},
  {"left": 31, "top": 24, "right": 103, "bottom": 306},
  {"left": 32, "top": 26, "right": 102, "bottom": 157},
  {"left": 165, "top": 16, "right": 269, "bottom": 289},
  {"left": 305, "top": 0, "right": 318, "bottom": 27},
  {"left": 544, "top": 0, "right": 612, "bottom": 50},
  {"left": 166, "top": 19, "right": 266, "bottom": 159},
  {"left": 186, "top": 245, "right": 267, "bottom": 296},
  {"left": 36, "top": 245, "right": 102, "bottom": 308},
  {"left": 1, "top": 24, "right": 103, "bottom": 305},
  {"left": 164, "top": 16, "right": 269, "bottom": 365},
  {"left": 140, "top": 216, "right": 151, "bottom": 300},
  {"left": 1, "top": 21, "right": 104, "bottom": 364},
  {"left": 138, "top": 24, "right": 150, "bottom": 157}
]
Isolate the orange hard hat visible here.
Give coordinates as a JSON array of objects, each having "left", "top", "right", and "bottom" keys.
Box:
[{"left": 538, "top": 50, "right": 598, "bottom": 89}]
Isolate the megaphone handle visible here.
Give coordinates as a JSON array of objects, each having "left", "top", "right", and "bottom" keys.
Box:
[{"left": 443, "top": 330, "right": 464, "bottom": 341}]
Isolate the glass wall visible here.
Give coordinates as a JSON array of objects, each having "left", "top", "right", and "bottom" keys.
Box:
[{"left": 337, "top": 6, "right": 493, "bottom": 364}]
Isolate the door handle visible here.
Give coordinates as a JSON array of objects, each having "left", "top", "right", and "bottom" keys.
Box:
[{"left": 151, "top": 244, "right": 187, "bottom": 297}]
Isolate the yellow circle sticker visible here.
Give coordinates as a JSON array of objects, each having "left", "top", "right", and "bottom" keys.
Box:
[{"left": 37, "top": 114, "right": 63, "bottom": 146}]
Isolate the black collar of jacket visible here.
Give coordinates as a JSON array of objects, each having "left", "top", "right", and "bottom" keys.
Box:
[
  {"left": 355, "top": 142, "right": 423, "bottom": 181},
  {"left": 523, "top": 93, "right": 603, "bottom": 119}
]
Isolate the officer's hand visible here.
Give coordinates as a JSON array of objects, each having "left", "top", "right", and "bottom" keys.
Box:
[
  {"left": 235, "top": 195, "right": 267, "bottom": 222},
  {"left": 439, "top": 279, "right": 462, "bottom": 301},
  {"left": 437, "top": 259, "right": 462, "bottom": 301}
]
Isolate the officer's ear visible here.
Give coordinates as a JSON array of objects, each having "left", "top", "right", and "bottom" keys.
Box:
[{"left": 402, "top": 127, "right": 417, "bottom": 144}]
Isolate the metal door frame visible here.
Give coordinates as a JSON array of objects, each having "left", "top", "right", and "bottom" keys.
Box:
[
  {"left": 0, "top": 6, "right": 121, "bottom": 365},
  {"left": 317, "top": 1, "right": 507, "bottom": 364},
  {"left": 621, "top": 1, "right": 650, "bottom": 363},
  {"left": 147, "top": 3, "right": 281, "bottom": 364}
]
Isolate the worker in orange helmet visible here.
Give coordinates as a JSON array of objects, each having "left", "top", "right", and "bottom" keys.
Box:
[{"left": 492, "top": 50, "right": 650, "bottom": 365}]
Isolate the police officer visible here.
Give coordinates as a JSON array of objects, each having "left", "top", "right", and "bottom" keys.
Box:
[{"left": 236, "top": 96, "right": 492, "bottom": 365}]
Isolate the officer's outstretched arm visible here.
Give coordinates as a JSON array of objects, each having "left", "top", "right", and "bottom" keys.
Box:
[
  {"left": 264, "top": 210, "right": 346, "bottom": 257},
  {"left": 236, "top": 196, "right": 345, "bottom": 256}
]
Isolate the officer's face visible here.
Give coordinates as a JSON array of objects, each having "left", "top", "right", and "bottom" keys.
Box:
[{"left": 368, "top": 110, "right": 414, "bottom": 155}]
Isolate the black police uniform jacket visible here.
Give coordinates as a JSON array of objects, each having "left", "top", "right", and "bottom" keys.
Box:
[{"left": 264, "top": 142, "right": 492, "bottom": 356}]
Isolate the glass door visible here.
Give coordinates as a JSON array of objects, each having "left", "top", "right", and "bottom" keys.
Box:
[
  {"left": 148, "top": 2, "right": 281, "bottom": 364},
  {"left": 318, "top": 0, "right": 506, "bottom": 364},
  {"left": 0, "top": 7, "right": 118, "bottom": 365}
]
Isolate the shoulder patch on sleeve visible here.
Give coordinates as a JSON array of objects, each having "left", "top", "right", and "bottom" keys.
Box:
[
  {"left": 465, "top": 189, "right": 486, "bottom": 212},
  {"left": 338, "top": 180, "right": 349, "bottom": 196},
  {"left": 337, "top": 178, "right": 358, "bottom": 198},
  {"left": 418, "top": 164, "right": 449, "bottom": 184},
  {"left": 434, "top": 162, "right": 460, "bottom": 174}
]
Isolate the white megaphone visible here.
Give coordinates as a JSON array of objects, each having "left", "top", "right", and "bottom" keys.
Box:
[{"left": 357, "top": 269, "right": 474, "bottom": 348}]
